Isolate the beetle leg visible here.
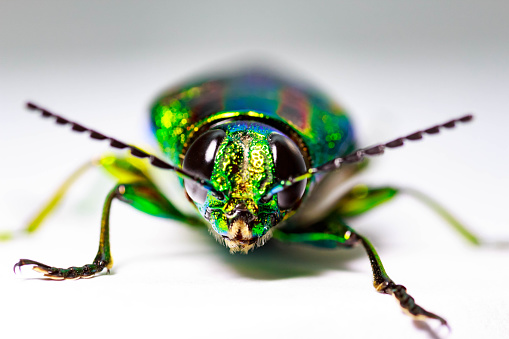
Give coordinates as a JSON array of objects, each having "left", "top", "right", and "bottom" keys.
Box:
[
  {"left": 356, "top": 233, "right": 448, "bottom": 327},
  {"left": 273, "top": 213, "right": 358, "bottom": 248},
  {"left": 98, "top": 154, "right": 204, "bottom": 224},
  {"left": 336, "top": 184, "right": 480, "bottom": 245},
  {"left": 14, "top": 185, "right": 119, "bottom": 280},
  {"left": 0, "top": 160, "right": 96, "bottom": 241},
  {"left": 275, "top": 211, "right": 448, "bottom": 326},
  {"left": 3, "top": 154, "right": 203, "bottom": 241},
  {"left": 13, "top": 154, "right": 206, "bottom": 279}
]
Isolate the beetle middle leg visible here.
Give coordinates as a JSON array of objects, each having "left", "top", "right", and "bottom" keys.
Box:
[
  {"left": 273, "top": 206, "right": 448, "bottom": 326},
  {"left": 335, "top": 184, "right": 479, "bottom": 245},
  {"left": 14, "top": 154, "right": 205, "bottom": 280}
]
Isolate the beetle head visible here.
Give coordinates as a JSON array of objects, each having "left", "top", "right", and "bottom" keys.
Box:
[{"left": 183, "top": 120, "right": 307, "bottom": 253}]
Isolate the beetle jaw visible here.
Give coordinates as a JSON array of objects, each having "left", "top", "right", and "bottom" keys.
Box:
[
  {"left": 224, "top": 220, "right": 257, "bottom": 253},
  {"left": 222, "top": 222, "right": 275, "bottom": 254},
  {"left": 220, "top": 218, "right": 264, "bottom": 254},
  {"left": 205, "top": 215, "right": 276, "bottom": 254}
]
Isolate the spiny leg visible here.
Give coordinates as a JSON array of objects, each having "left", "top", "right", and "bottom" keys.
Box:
[{"left": 275, "top": 210, "right": 448, "bottom": 326}]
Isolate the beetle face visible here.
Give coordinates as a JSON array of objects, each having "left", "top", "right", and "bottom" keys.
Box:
[{"left": 183, "top": 120, "right": 307, "bottom": 253}]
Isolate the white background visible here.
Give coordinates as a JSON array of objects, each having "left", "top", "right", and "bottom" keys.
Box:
[{"left": 1, "top": 1, "right": 508, "bottom": 339}]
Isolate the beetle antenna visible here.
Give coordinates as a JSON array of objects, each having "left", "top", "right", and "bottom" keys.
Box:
[
  {"left": 26, "top": 102, "right": 224, "bottom": 199},
  {"left": 266, "top": 114, "right": 473, "bottom": 197}
]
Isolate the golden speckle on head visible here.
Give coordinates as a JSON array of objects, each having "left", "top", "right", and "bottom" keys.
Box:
[{"left": 250, "top": 147, "right": 264, "bottom": 168}]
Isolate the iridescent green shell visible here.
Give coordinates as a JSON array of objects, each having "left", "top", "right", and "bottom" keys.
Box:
[{"left": 151, "top": 68, "right": 356, "bottom": 171}]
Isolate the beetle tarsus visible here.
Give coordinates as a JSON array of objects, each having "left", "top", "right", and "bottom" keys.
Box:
[
  {"left": 13, "top": 258, "right": 107, "bottom": 280},
  {"left": 381, "top": 281, "right": 449, "bottom": 328},
  {"left": 358, "top": 235, "right": 449, "bottom": 327}
]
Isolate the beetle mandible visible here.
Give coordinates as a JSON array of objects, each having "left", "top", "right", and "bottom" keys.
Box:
[{"left": 11, "top": 67, "right": 476, "bottom": 327}]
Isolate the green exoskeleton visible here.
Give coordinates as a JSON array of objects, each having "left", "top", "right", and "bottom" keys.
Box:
[{"left": 8, "top": 69, "right": 477, "bottom": 328}]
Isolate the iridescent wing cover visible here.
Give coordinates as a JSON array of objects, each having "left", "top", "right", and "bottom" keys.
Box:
[{"left": 151, "top": 68, "right": 356, "bottom": 169}]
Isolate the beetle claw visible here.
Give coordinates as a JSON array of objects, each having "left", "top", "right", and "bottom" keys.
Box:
[{"left": 14, "top": 259, "right": 50, "bottom": 274}]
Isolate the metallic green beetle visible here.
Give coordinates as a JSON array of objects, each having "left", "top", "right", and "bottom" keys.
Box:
[{"left": 10, "top": 67, "right": 476, "bottom": 327}]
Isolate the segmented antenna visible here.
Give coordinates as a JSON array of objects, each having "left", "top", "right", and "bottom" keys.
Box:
[
  {"left": 266, "top": 114, "right": 473, "bottom": 197},
  {"left": 26, "top": 102, "right": 224, "bottom": 198}
]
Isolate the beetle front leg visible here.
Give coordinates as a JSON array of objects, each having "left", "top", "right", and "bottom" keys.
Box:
[
  {"left": 275, "top": 214, "right": 448, "bottom": 327},
  {"left": 14, "top": 184, "right": 119, "bottom": 280},
  {"left": 358, "top": 234, "right": 448, "bottom": 327},
  {"left": 13, "top": 154, "right": 206, "bottom": 280}
]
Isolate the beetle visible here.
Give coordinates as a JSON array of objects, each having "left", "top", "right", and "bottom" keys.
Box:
[{"left": 10, "top": 67, "right": 476, "bottom": 327}]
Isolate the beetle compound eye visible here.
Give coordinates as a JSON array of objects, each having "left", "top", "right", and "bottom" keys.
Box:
[
  {"left": 269, "top": 133, "right": 307, "bottom": 210},
  {"left": 183, "top": 129, "right": 226, "bottom": 204}
]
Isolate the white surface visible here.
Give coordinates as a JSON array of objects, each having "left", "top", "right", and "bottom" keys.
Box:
[{"left": 1, "top": 1, "right": 508, "bottom": 339}]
